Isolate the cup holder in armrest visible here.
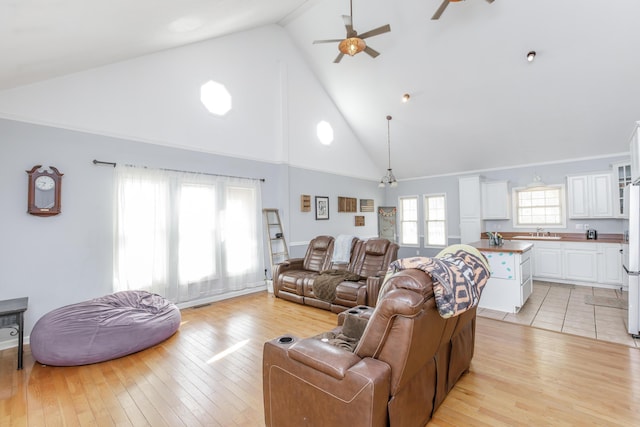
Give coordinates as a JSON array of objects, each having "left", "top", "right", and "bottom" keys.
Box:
[{"left": 277, "top": 336, "right": 294, "bottom": 344}]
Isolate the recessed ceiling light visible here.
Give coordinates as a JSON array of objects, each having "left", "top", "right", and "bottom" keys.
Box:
[
  {"left": 526, "top": 51, "right": 536, "bottom": 62},
  {"left": 402, "top": 93, "right": 411, "bottom": 103}
]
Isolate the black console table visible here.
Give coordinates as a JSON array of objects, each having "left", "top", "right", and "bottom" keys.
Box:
[{"left": 0, "top": 297, "right": 28, "bottom": 370}]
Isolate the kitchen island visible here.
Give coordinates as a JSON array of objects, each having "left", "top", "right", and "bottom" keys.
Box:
[{"left": 470, "top": 240, "right": 534, "bottom": 313}]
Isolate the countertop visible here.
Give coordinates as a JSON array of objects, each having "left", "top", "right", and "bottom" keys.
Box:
[
  {"left": 480, "top": 232, "right": 625, "bottom": 244},
  {"left": 469, "top": 240, "right": 533, "bottom": 253}
]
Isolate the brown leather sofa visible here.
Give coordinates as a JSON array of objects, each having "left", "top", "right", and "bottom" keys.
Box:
[
  {"left": 273, "top": 237, "right": 398, "bottom": 313},
  {"left": 263, "top": 268, "right": 477, "bottom": 427}
]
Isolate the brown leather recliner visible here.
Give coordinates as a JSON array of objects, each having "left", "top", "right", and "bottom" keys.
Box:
[
  {"left": 273, "top": 235, "right": 335, "bottom": 305},
  {"left": 263, "top": 268, "right": 477, "bottom": 427}
]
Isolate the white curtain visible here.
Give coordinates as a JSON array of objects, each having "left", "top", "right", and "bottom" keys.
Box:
[{"left": 113, "top": 165, "right": 264, "bottom": 304}]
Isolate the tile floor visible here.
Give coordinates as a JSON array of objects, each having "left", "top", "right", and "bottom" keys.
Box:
[{"left": 477, "top": 281, "right": 640, "bottom": 348}]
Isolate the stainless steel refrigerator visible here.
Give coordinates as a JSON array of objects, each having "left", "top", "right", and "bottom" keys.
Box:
[{"left": 623, "top": 184, "right": 640, "bottom": 337}]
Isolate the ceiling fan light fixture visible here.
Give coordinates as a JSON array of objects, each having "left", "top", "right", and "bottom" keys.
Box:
[
  {"left": 527, "top": 51, "right": 536, "bottom": 62},
  {"left": 339, "top": 37, "right": 366, "bottom": 56}
]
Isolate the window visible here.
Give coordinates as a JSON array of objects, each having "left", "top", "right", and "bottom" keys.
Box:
[
  {"left": 316, "top": 121, "right": 334, "bottom": 145},
  {"left": 513, "top": 185, "right": 565, "bottom": 227},
  {"left": 424, "top": 194, "right": 447, "bottom": 247},
  {"left": 201, "top": 80, "right": 232, "bottom": 116},
  {"left": 114, "top": 166, "right": 263, "bottom": 305},
  {"left": 399, "top": 196, "right": 418, "bottom": 245}
]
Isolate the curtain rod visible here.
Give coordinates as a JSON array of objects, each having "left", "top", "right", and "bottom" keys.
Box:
[{"left": 92, "top": 159, "right": 265, "bottom": 182}]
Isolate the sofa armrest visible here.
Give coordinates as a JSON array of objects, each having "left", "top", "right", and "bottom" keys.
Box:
[
  {"left": 287, "top": 338, "right": 362, "bottom": 379},
  {"left": 263, "top": 336, "right": 391, "bottom": 427},
  {"left": 366, "top": 275, "right": 384, "bottom": 306},
  {"left": 274, "top": 258, "right": 304, "bottom": 275}
]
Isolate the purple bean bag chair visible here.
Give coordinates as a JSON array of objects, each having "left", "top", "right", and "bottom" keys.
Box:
[{"left": 30, "top": 290, "right": 181, "bottom": 366}]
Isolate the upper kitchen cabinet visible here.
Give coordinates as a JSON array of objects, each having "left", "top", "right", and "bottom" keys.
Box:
[
  {"left": 630, "top": 122, "right": 640, "bottom": 184},
  {"left": 612, "top": 162, "right": 632, "bottom": 218},
  {"left": 567, "top": 173, "right": 613, "bottom": 218},
  {"left": 481, "top": 180, "right": 510, "bottom": 220},
  {"left": 459, "top": 175, "right": 481, "bottom": 219},
  {"left": 459, "top": 175, "right": 481, "bottom": 244}
]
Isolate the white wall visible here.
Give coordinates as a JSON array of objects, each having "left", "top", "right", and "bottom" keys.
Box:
[
  {"left": 386, "top": 154, "right": 631, "bottom": 259},
  {"left": 0, "top": 118, "right": 291, "bottom": 347},
  {"left": 285, "top": 167, "right": 383, "bottom": 259},
  {"left": 0, "top": 25, "right": 381, "bottom": 181},
  {"left": 0, "top": 24, "right": 384, "bottom": 348}
]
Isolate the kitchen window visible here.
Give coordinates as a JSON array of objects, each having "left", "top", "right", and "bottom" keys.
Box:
[
  {"left": 424, "top": 193, "right": 447, "bottom": 247},
  {"left": 513, "top": 185, "right": 565, "bottom": 227},
  {"left": 399, "top": 196, "right": 419, "bottom": 246}
]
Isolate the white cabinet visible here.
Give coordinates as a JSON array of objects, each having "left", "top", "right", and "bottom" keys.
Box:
[
  {"left": 481, "top": 181, "right": 510, "bottom": 219},
  {"left": 534, "top": 243, "right": 563, "bottom": 279},
  {"left": 459, "top": 176, "right": 481, "bottom": 244},
  {"left": 599, "top": 243, "right": 623, "bottom": 284},
  {"left": 479, "top": 248, "right": 533, "bottom": 313},
  {"left": 630, "top": 122, "right": 640, "bottom": 184},
  {"left": 612, "top": 162, "right": 632, "bottom": 218},
  {"left": 459, "top": 176, "right": 481, "bottom": 219},
  {"left": 564, "top": 243, "right": 598, "bottom": 283},
  {"left": 567, "top": 173, "right": 613, "bottom": 218},
  {"left": 523, "top": 240, "right": 622, "bottom": 286}
]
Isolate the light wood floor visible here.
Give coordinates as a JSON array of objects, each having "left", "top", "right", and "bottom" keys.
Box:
[{"left": 2, "top": 291, "right": 640, "bottom": 426}]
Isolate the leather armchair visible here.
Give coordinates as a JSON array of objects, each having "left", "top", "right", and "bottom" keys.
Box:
[
  {"left": 263, "top": 268, "right": 477, "bottom": 427},
  {"left": 273, "top": 235, "right": 335, "bottom": 303}
]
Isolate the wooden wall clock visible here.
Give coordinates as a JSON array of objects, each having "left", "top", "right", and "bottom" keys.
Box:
[{"left": 26, "top": 165, "right": 63, "bottom": 216}]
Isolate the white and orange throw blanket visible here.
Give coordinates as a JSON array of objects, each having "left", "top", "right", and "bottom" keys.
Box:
[{"left": 384, "top": 244, "right": 490, "bottom": 318}]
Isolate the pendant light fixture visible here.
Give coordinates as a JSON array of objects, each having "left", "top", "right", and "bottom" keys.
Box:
[
  {"left": 379, "top": 115, "right": 398, "bottom": 188},
  {"left": 526, "top": 174, "right": 546, "bottom": 189}
]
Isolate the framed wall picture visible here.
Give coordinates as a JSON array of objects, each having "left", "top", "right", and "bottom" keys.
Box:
[
  {"left": 378, "top": 206, "right": 397, "bottom": 242},
  {"left": 360, "top": 199, "right": 374, "bottom": 212},
  {"left": 337, "top": 196, "right": 357, "bottom": 212},
  {"left": 300, "top": 194, "right": 311, "bottom": 212},
  {"left": 315, "top": 196, "right": 329, "bottom": 220}
]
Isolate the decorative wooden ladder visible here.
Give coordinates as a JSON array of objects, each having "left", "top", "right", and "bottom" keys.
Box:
[{"left": 263, "top": 208, "right": 289, "bottom": 279}]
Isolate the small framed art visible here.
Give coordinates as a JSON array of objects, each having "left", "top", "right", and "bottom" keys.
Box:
[{"left": 315, "top": 196, "right": 329, "bottom": 220}]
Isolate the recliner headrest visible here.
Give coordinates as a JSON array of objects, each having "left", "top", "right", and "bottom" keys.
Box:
[
  {"left": 311, "top": 236, "right": 333, "bottom": 250},
  {"left": 364, "top": 238, "right": 390, "bottom": 255},
  {"left": 379, "top": 269, "right": 434, "bottom": 301}
]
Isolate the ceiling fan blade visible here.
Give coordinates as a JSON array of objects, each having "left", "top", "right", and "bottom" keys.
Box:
[
  {"left": 333, "top": 52, "right": 345, "bottom": 63},
  {"left": 313, "top": 39, "right": 343, "bottom": 44},
  {"left": 364, "top": 46, "right": 380, "bottom": 58},
  {"left": 431, "top": 0, "right": 450, "bottom": 20},
  {"left": 358, "top": 24, "right": 391, "bottom": 40},
  {"left": 343, "top": 15, "right": 354, "bottom": 37}
]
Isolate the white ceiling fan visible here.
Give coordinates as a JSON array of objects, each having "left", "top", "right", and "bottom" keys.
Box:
[{"left": 431, "top": 0, "right": 495, "bottom": 20}]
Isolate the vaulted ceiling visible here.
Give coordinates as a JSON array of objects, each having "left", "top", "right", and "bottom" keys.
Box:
[{"left": 3, "top": 0, "right": 639, "bottom": 179}]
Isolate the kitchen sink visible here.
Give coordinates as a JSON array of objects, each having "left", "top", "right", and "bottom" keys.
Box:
[{"left": 512, "top": 235, "right": 562, "bottom": 240}]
